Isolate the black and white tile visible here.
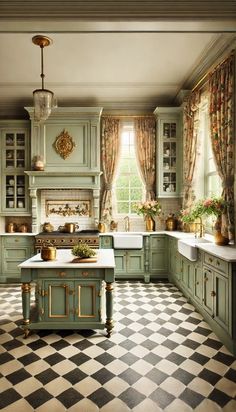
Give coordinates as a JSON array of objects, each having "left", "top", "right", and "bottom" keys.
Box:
[{"left": 0, "top": 281, "right": 236, "bottom": 411}]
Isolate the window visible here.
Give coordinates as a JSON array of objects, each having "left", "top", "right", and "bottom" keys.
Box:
[
  {"left": 204, "top": 114, "right": 221, "bottom": 198},
  {"left": 196, "top": 95, "right": 222, "bottom": 232},
  {"left": 114, "top": 122, "right": 145, "bottom": 215}
]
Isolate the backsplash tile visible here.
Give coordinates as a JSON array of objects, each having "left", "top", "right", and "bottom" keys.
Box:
[{"left": 40, "top": 189, "right": 94, "bottom": 231}]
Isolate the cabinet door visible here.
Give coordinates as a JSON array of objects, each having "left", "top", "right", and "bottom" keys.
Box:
[
  {"left": 74, "top": 280, "right": 101, "bottom": 322},
  {"left": 43, "top": 280, "right": 74, "bottom": 322},
  {"left": 114, "top": 251, "right": 126, "bottom": 274},
  {"left": 214, "top": 272, "right": 229, "bottom": 333},
  {"left": 1, "top": 236, "right": 34, "bottom": 281},
  {"left": 154, "top": 108, "right": 182, "bottom": 198},
  {"left": 182, "top": 258, "right": 194, "bottom": 295},
  {"left": 1, "top": 128, "right": 30, "bottom": 214},
  {"left": 193, "top": 264, "right": 202, "bottom": 304},
  {"left": 168, "top": 238, "right": 178, "bottom": 279},
  {"left": 127, "top": 251, "right": 144, "bottom": 274},
  {"left": 202, "top": 267, "right": 214, "bottom": 316},
  {"left": 149, "top": 250, "right": 167, "bottom": 274}
]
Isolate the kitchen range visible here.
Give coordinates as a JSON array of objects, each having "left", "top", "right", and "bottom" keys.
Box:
[{"left": 35, "top": 229, "right": 100, "bottom": 253}]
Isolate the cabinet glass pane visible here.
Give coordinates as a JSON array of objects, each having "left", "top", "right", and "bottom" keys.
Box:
[
  {"left": 6, "top": 133, "right": 14, "bottom": 146},
  {"left": 16, "top": 133, "right": 25, "bottom": 146},
  {"left": 162, "top": 122, "right": 176, "bottom": 138}
]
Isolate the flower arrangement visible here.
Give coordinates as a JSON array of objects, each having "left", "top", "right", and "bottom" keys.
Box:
[
  {"left": 135, "top": 200, "right": 162, "bottom": 219},
  {"left": 181, "top": 196, "right": 227, "bottom": 223}
]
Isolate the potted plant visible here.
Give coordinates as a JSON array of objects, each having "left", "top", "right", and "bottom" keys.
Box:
[
  {"left": 71, "top": 243, "right": 96, "bottom": 262},
  {"left": 135, "top": 200, "right": 162, "bottom": 231}
]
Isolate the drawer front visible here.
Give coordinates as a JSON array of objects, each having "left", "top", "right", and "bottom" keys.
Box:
[
  {"left": 3, "top": 236, "right": 34, "bottom": 246},
  {"left": 204, "top": 253, "right": 228, "bottom": 276},
  {"left": 4, "top": 247, "right": 29, "bottom": 259},
  {"left": 37, "top": 269, "right": 103, "bottom": 279},
  {"left": 150, "top": 236, "right": 166, "bottom": 249}
]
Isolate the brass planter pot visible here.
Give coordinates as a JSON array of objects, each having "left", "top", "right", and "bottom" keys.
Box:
[{"left": 41, "top": 243, "right": 57, "bottom": 261}]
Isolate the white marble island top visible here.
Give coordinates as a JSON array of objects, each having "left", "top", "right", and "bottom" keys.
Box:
[{"left": 19, "top": 248, "right": 115, "bottom": 269}]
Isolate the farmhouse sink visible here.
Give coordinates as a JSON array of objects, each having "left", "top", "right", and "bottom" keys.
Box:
[
  {"left": 113, "top": 233, "right": 143, "bottom": 249},
  {"left": 178, "top": 238, "right": 212, "bottom": 261}
]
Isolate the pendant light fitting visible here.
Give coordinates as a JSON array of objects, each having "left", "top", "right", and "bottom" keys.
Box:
[{"left": 32, "top": 35, "right": 56, "bottom": 122}]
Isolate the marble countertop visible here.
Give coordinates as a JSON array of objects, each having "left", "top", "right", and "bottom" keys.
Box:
[
  {"left": 100, "top": 231, "right": 236, "bottom": 262},
  {"left": 196, "top": 243, "right": 236, "bottom": 262},
  {"left": 0, "top": 232, "right": 37, "bottom": 236},
  {"left": 18, "top": 248, "right": 115, "bottom": 269}
]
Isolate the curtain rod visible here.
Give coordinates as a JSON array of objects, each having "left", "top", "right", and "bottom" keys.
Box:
[
  {"left": 192, "top": 50, "right": 235, "bottom": 92},
  {"left": 101, "top": 114, "right": 155, "bottom": 118}
]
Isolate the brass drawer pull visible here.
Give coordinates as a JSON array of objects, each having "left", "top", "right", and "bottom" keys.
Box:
[
  {"left": 82, "top": 271, "right": 89, "bottom": 277},
  {"left": 209, "top": 257, "right": 213, "bottom": 263},
  {"left": 59, "top": 271, "right": 66, "bottom": 278},
  {"left": 211, "top": 290, "right": 216, "bottom": 297},
  {"left": 216, "top": 260, "right": 220, "bottom": 266}
]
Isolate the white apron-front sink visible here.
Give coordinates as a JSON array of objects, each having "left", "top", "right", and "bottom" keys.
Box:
[
  {"left": 113, "top": 234, "right": 143, "bottom": 249},
  {"left": 178, "top": 238, "right": 212, "bottom": 261}
]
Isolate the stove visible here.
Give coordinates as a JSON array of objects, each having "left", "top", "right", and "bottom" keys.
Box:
[{"left": 35, "top": 230, "right": 100, "bottom": 252}]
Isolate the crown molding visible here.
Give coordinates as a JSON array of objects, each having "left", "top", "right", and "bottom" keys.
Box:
[
  {"left": 180, "top": 34, "right": 236, "bottom": 90},
  {"left": 0, "top": 1, "right": 236, "bottom": 20}
]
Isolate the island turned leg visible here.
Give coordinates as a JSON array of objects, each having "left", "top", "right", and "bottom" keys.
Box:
[
  {"left": 105, "top": 282, "right": 114, "bottom": 337},
  {"left": 21, "top": 283, "right": 31, "bottom": 338}
]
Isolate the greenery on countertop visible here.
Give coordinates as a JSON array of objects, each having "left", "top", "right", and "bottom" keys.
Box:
[
  {"left": 72, "top": 243, "right": 96, "bottom": 258},
  {"left": 181, "top": 196, "right": 228, "bottom": 223}
]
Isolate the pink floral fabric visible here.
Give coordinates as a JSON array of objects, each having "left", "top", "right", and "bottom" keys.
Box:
[
  {"left": 182, "top": 90, "right": 201, "bottom": 210},
  {"left": 134, "top": 117, "right": 156, "bottom": 200},
  {"left": 100, "top": 117, "right": 121, "bottom": 224},
  {"left": 209, "top": 53, "right": 235, "bottom": 240}
]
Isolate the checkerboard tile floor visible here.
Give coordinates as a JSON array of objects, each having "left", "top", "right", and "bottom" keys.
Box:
[{"left": 1, "top": 281, "right": 236, "bottom": 411}]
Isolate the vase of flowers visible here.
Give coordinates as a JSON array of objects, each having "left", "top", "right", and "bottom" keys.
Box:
[
  {"left": 135, "top": 200, "right": 162, "bottom": 232},
  {"left": 181, "top": 197, "right": 229, "bottom": 245}
]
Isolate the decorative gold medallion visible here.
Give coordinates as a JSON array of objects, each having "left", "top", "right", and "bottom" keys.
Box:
[{"left": 54, "top": 129, "right": 76, "bottom": 159}]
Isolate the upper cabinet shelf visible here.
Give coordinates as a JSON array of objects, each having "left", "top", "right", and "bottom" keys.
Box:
[{"left": 154, "top": 107, "right": 182, "bottom": 198}]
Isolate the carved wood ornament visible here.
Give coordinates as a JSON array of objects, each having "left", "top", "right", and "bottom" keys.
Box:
[{"left": 53, "top": 129, "right": 76, "bottom": 159}]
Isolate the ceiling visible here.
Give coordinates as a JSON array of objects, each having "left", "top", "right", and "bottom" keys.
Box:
[{"left": 0, "top": 1, "right": 236, "bottom": 118}]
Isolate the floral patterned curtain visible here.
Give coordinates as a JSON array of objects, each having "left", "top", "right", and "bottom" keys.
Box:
[
  {"left": 209, "top": 53, "right": 235, "bottom": 240},
  {"left": 134, "top": 117, "right": 156, "bottom": 200},
  {"left": 100, "top": 117, "right": 121, "bottom": 224},
  {"left": 182, "top": 90, "right": 201, "bottom": 210}
]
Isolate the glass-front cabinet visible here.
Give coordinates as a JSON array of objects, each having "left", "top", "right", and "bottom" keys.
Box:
[
  {"left": 1, "top": 124, "right": 30, "bottom": 214},
  {"left": 154, "top": 107, "right": 182, "bottom": 197}
]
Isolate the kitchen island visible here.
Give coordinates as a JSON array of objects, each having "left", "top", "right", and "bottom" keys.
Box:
[{"left": 19, "top": 248, "right": 115, "bottom": 338}]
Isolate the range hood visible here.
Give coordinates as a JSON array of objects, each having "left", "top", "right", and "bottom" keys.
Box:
[{"left": 25, "top": 107, "right": 103, "bottom": 232}]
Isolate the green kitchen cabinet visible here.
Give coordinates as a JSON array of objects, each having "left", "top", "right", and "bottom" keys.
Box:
[
  {"left": 20, "top": 249, "right": 115, "bottom": 338},
  {"left": 168, "top": 237, "right": 178, "bottom": 281},
  {"left": 39, "top": 279, "right": 102, "bottom": 323},
  {"left": 115, "top": 250, "right": 144, "bottom": 278},
  {"left": 193, "top": 253, "right": 203, "bottom": 305},
  {"left": 154, "top": 107, "right": 182, "bottom": 198},
  {"left": 180, "top": 256, "right": 194, "bottom": 296},
  {"left": 203, "top": 252, "right": 230, "bottom": 334},
  {"left": 149, "top": 235, "right": 168, "bottom": 276},
  {"left": 1, "top": 235, "right": 35, "bottom": 283},
  {"left": 0, "top": 122, "right": 31, "bottom": 214}
]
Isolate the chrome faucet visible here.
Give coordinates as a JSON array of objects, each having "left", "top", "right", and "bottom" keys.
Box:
[
  {"left": 124, "top": 216, "right": 130, "bottom": 232},
  {"left": 194, "top": 217, "right": 204, "bottom": 238}
]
